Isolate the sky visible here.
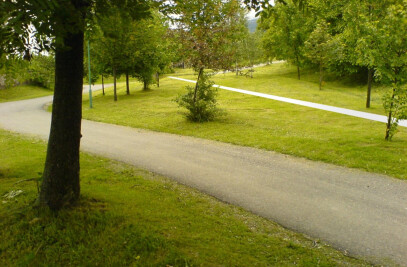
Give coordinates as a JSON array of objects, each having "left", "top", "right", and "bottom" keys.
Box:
[{"left": 246, "top": 0, "right": 274, "bottom": 19}]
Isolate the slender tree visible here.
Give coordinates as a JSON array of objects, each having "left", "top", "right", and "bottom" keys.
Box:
[
  {"left": 174, "top": 0, "right": 246, "bottom": 121},
  {"left": 260, "top": 1, "right": 313, "bottom": 79},
  {"left": 304, "top": 21, "right": 332, "bottom": 90}
]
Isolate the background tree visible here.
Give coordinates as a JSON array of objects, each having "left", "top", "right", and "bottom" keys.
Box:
[
  {"left": 132, "top": 12, "right": 170, "bottom": 90},
  {"left": 28, "top": 54, "right": 55, "bottom": 89},
  {"left": 375, "top": 2, "right": 407, "bottom": 140},
  {"left": 339, "top": 0, "right": 389, "bottom": 108},
  {"left": 260, "top": 0, "right": 313, "bottom": 80},
  {"left": 174, "top": 0, "right": 246, "bottom": 121},
  {"left": 304, "top": 21, "right": 332, "bottom": 90}
]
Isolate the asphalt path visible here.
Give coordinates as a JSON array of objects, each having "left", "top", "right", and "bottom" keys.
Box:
[
  {"left": 169, "top": 76, "right": 407, "bottom": 128},
  {"left": 1, "top": 85, "right": 407, "bottom": 266}
]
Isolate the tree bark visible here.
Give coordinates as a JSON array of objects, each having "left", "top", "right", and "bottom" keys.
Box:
[
  {"left": 296, "top": 54, "right": 301, "bottom": 80},
  {"left": 126, "top": 72, "right": 130, "bottom": 95},
  {"left": 156, "top": 72, "right": 159, "bottom": 87},
  {"left": 366, "top": 68, "right": 373, "bottom": 108},
  {"left": 143, "top": 80, "right": 148, "bottom": 90},
  {"left": 236, "top": 59, "right": 238, "bottom": 76},
  {"left": 39, "top": 31, "right": 83, "bottom": 210},
  {"left": 319, "top": 62, "right": 323, "bottom": 90},
  {"left": 113, "top": 66, "right": 117, "bottom": 101},
  {"left": 102, "top": 74, "right": 105, "bottom": 96},
  {"left": 385, "top": 86, "right": 396, "bottom": 141},
  {"left": 193, "top": 67, "right": 204, "bottom": 104}
]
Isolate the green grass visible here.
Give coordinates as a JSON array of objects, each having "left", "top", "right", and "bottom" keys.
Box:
[
  {"left": 0, "top": 130, "right": 370, "bottom": 266},
  {"left": 182, "top": 64, "right": 388, "bottom": 115},
  {"left": 81, "top": 64, "right": 407, "bottom": 180},
  {"left": 0, "top": 85, "right": 53, "bottom": 103}
]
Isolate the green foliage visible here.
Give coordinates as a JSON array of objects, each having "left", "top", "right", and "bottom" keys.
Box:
[
  {"left": 260, "top": 1, "right": 313, "bottom": 78},
  {"left": 175, "top": 72, "right": 220, "bottom": 122},
  {"left": 374, "top": 1, "right": 407, "bottom": 140},
  {"left": 0, "top": 56, "right": 28, "bottom": 88},
  {"left": 174, "top": 0, "right": 247, "bottom": 71},
  {"left": 27, "top": 54, "right": 55, "bottom": 89},
  {"left": 382, "top": 86, "right": 407, "bottom": 140},
  {"left": 132, "top": 12, "right": 171, "bottom": 90},
  {"left": 304, "top": 21, "right": 332, "bottom": 89},
  {"left": 304, "top": 22, "right": 332, "bottom": 66}
]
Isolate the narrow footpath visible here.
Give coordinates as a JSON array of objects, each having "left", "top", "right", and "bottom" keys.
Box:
[
  {"left": 169, "top": 76, "right": 407, "bottom": 128},
  {"left": 1, "top": 86, "right": 407, "bottom": 266}
]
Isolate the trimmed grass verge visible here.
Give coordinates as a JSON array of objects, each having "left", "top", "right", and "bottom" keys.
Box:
[
  {"left": 0, "top": 130, "right": 370, "bottom": 266},
  {"left": 81, "top": 65, "right": 407, "bottom": 180},
  {"left": 0, "top": 85, "right": 53, "bottom": 103}
]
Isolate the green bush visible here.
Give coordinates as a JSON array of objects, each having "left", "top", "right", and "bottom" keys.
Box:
[
  {"left": 175, "top": 71, "right": 221, "bottom": 122},
  {"left": 27, "top": 54, "right": 55, "bottom": 89}
]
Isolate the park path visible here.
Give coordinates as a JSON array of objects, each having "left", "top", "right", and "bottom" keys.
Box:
[
  {"left": 1, "top": 87, "right": 407, "bottom": 266},
  {"left": 169, "top": 76, "right": 407, "bottom": 128}
]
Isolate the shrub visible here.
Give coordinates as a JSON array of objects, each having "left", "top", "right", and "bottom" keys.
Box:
[{"left": 175, "top": 71, "right": 220, "bottom": 122}]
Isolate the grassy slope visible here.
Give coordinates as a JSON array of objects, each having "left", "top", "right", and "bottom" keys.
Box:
[
  {"left": 0, "top": 85, "right": 53, "bottom": 103},
  {"left": 81, "top": 65, "right": 407, "bottom": 180},
  {"left": 0, "top": 130, "right": 369, "bottom": 266},
  {"left": 181, "top": 64, "right": 387, "bottom": 115}
]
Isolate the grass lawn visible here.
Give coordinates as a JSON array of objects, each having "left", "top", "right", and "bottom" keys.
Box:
[
  {"left": 0, "top": 85, "right": 53, "bottom": 103},
  {"left": 0, "top": 130, "right": 370, "bottom": 266},
  {"left": 81, "top": 64, "right": 407, "bottom": 180},
  {"left": 178, "top": 64, "right": 388, "bottom": 115}
]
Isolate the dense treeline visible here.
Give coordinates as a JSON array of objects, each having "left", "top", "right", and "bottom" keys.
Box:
[
  {"left": 0, "top": 54, "right": 55, "bottom": 89},
  {"left": 259, "top": 0, "right": 407, "bottom": 140}
]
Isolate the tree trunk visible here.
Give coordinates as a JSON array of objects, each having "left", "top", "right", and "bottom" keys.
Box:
[
  {"left": 143, "top": 78, "right": 148, "bottom": 91},
  {"left": 156, "top": 72, "right": 159, "bottom": 87},
  {"left": 126, "top": 72, "right": 130, "bottom": 95},
  {"left": 39, "top": 31, "right": 84, "bottom": 210},
  {"left": 193, "top": 67, "right": 204, "bottom": 104},
  {"left": 385, "top": 86, "right": 396, "bottom": 141},
  {"left": 113, "top": 66, "right": 117, "bottom": 101},
  {"left": 296, "top": 54, "right": 301, "bottom": 80},
  {"left": 366, "top": 68, "right": 373, "bottom": 108},
  {"left": 102, "top": 74, "right": 105, "bottom": 96},
  {"left": 297, "top": 65, "right": 301, "bottom": 80},
  {"left": 319, "top": 62, "right": 323, "bottom": 90},
  {"left": 235, "top": 59, "right": 238, "bottom": 76}
]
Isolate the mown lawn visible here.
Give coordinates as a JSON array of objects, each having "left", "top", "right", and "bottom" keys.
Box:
[
  {"left": 0, "top": 85, "right": 53, "bottom": 103},
  {"left": 81, "top": 64, "right": 407, "bottom": 180},
  {"left": 178, "top": 64, "right": 388, "bottom": 115},
  {"left": 0, "top": 130, "right": 370, "bottom": 266}
]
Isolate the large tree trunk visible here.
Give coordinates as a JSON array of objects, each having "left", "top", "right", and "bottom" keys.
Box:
[
  {"left": 126, "top": 72, "right": 130, "bottom": 95},
  {"left": 366, "top": 68, "right": 373, "bottom": 108},
  {"left": 193, "top": 67, "right": 204, "bottom": 104},
  {"left": 39, "top": 31, "right": 84, "bottom": 210},
  {"left": 102, "top": 74, "right": 105, "bottom": 96},
  {"left": 113, "top": 66, "right": 117, "bottom": 101}
]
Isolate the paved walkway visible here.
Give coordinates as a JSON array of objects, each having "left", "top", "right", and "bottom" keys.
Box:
[
  {"left": 169, "top": 76, "right": 407, "bottom": 128},
  {"left": 1, "top": 89, "right": 407, "bottom": 266}
]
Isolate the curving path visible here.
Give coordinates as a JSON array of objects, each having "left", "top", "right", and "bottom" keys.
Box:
[{"left": 1, "top": 88, "right": 407, "bottom": 266}]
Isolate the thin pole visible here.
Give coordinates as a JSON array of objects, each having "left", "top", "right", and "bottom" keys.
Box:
[{"left": 87, "top": 39, "right": 93, "bottom": 108}]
